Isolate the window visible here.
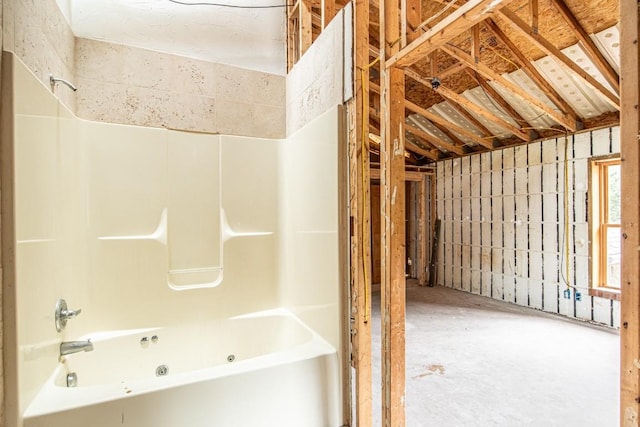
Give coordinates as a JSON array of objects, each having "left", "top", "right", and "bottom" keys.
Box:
[{"left": 590, "top": 157, "right": 621, "bottom": 296}]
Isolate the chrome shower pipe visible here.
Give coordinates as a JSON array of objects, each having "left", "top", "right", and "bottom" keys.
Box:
[{"left": 49, "top": 74, "right": 77, "bottom": 92}]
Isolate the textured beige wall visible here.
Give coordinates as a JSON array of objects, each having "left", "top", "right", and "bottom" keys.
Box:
[
  {"left": 75, "top": 38, "right": 286, "bottom": 138},
  {"left": 2, "top": 0, "right": 76, "bottom": 112},
  {"left": 286, "top": 6, "right": 348, "bottom": 137}
]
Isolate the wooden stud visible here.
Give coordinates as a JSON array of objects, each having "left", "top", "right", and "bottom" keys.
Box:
[
  {"left": 380, "top": 0, "right": 406, "bottom": 420},
  {"left": 496, "top": 7, "right": 620, "bottom": 110},
  {"left": 442, "top": 44, "right": 578, "bottom": 131},
  {"left": 549, "top": 0, "right": 619, "bottom": 93},
  {"left": 386, "top": 0, "right": 517, "bottom": 68},
  {"left": 406, "top": 0, "right": 421, "bottom": 43},
  {"left": 619, "top": 0, "right": 640, "bottom": 424},
  {"left": 350, "top": 0, "right": 373, "bottom": 423},
  {"left": 471, "top": 25, "right": 481, "bottom": 64},
  {"left": 300, "top": 0, "right": 313, "bottom": 56},
  {"left": 418, "top": 176, "right": 428, "bottom": 285},
  {"left": 321, "top": 0, "right": 336, "bottom": 29},
  {"left": 530, "top": 0, "right": 538, "bottom": 35}
]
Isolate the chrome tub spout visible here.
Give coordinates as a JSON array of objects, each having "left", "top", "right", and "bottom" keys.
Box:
[{"left": 60, "top": 340, "right": 94, "bottom": 356}]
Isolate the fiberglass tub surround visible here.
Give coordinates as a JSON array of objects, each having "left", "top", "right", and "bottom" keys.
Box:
[
  {"left": 9, "top": 54, "right": 343, "bottom": 426},
  {"left": 23, "top": 310, "right": 341, "bottom": 427}
]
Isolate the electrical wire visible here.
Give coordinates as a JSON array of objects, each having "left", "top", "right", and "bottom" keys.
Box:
[{"left": 168, "top": 0, "right": 292, "bottom": 8}]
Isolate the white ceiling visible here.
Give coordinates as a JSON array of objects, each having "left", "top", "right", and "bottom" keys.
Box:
[{"left": 56, "top": 0, "right": 287, "bottom": 75}]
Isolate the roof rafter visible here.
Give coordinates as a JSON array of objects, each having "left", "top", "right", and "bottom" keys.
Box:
[
  {"left": 442, "top": 44, "right": 578, "bottom": 131},
  {"left": 465, "top": 68, "right": 539, "bottom": 138},
  {"left": 370, "top": 81, "right": 493, "bottom": 148},
  {"left": 386, "top": 0, "right": 518, "bottom": 68},
  {"left": 484, "top": 19, "right": 580, "bottom": 122},
  {"left": 405, "top": 122, "right": 466, "bottom": 155},
  {"left": 549, "top": 0, "right": 619, "bottom": 92},
  {"left": 496, "top": 7, "right": 620, "bottom": 109},
  {"left": 405, "top": 67, "right": 530, "bottom": 141}
]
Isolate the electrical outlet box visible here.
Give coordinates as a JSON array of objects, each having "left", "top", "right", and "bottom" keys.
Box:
[
  {"left": 563, "top": 289, "right": 571, "bottom": 299},
  {"left": 575, "top": 291, "right": 582, "bottom": 301}
]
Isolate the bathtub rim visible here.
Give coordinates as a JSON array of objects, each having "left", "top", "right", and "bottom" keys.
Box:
[{"left": 23, "top": 308, "right": 337, "bottom": 420}]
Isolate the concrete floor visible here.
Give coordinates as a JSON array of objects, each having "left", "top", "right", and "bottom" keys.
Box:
[{"left": 370, "top": 284, "right": 619, "bottom": 427}]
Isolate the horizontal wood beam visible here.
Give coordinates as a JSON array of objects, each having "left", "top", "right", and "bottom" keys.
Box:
[
  {"left": 442, "top": 44, "right": 578, "bottom": 131},
  {"left": 386, "top": 0, "right": 517, "bottom": 68},
  {"left": 370, "top": 168, "right": 429, "bottom": 181},
  {"left": 497, "top": 7, "right": 620, "bottom": 109}
]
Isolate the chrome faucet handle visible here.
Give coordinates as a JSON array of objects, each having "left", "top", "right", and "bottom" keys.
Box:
[
  {"left": 55, "top": 299, "right": 82, "bottom": 332},
  {"left": 62, "top": 308, "right": 82, "bottom": 319}
]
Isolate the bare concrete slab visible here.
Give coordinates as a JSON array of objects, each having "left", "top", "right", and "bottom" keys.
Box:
[{"left": 371, "top": 285, "right": 619, "bottom": 426}]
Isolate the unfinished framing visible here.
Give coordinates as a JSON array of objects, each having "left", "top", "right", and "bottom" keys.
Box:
[{"left": 330, "top": 0, "right": 634, "bottom": 423}]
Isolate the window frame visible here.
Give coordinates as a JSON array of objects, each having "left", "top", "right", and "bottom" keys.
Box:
[{"left": 589, "top": 155, "right": 621, "bottom": 300}]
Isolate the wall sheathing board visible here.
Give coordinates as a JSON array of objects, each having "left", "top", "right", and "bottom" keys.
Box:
[{"left": 436, "top": 127, "right": 621, "bottom": 327}]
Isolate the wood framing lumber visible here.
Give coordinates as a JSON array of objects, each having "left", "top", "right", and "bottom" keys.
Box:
[
  {"left": 484, "top": 19, "right": 579, "bottom": 121},
  {"left": 406, "top": 0, "right": 421, "bottom": 43},
  {"left": 405, "top": 67, "right": 530, "bottom": 141},
  {"left": 350, "top": 0, "right": 373, "bottom": 423},
  {"left": 300, "top": 0, "right": 313, "bottom": 55},
  {"left": 405, "top": 122, "right": 465, "bottom": 155},
  {"left": 321, "top": 0, "right": 336, "bottom": 28},
  {"left": 386, "top": 0, "right": 517, "bottom": 68},
  {"left": 380, "top": 0, "right": 406, "bottom": 420},
  {"left": 418, "top": 176, "right": 428, "bottom": 285},
  {"left": 380, "top": 65, "right": 407, "bottom": 427},
  {"left": 496, "top": 7, "right": 620, "bottom": 109},
  {"left": 548, "top": 0, "right": 619, "bottom": 93},
  {"left": 619, "top": 0, "right": 640, "bottom": 424},
  {"left": 442, "top": 44, "right": 578, "bottom": 131}
]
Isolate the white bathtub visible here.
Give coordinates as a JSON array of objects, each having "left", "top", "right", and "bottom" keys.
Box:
[{"left": 23, "top": 309, "right": 342, "bottom": 427}]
